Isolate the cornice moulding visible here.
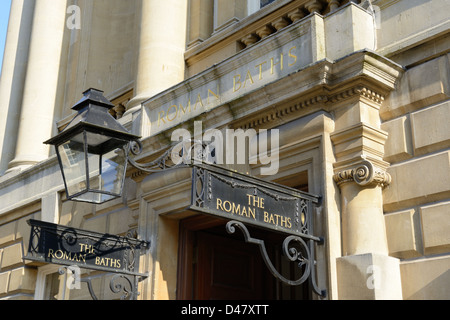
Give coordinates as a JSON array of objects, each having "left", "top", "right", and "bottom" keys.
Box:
[
  {"left": 132, "top": 51, "right": 403, "bottom": 183},
  {"left": 230, "top": 50, "right": 402, "bottom": 132}
]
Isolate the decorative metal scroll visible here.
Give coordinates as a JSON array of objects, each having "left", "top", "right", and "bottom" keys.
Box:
[
  {"left": 189, "top": 164, "right": 326, "bottom": 297},
  {"left": 58, "top": 267, "right": 141, "bottom": 300},
  {"left": 226, "top": 221, "right": 325, "bottom": 297},
  {"left": 126, "top": 139, "right": 327, "bottom": 297},
  {"left": 24, "top": 219, "right": 149, "bottom": 300},
  {"left": 127, "top": 139, "right": 211, "bottom": 173},
  {"left": 190, "top": 164, "right": 321, "bottom": 239}
]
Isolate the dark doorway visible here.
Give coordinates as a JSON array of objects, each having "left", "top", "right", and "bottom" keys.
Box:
[{"left": 177, "top": 215, "right": 310, "bottom": 300}]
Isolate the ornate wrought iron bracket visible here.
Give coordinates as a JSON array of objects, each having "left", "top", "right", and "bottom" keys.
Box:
[
  {"left": 24, "top": 220, "right": 150, "bottom": 301},
  {"left": 127, "top": 141, "right": 328, "bottom": 298},
  {"left": 59, "top": 267, "right": 144, "bottom": 300},
  {"left": 127, "top": 139, "right": 209, "bottom": 173},
  {"left": 226, "top": 221, "right": 326, "bottom": 298}
]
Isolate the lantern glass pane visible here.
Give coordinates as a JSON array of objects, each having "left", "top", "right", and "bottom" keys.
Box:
[
  {"left": 57, "top": 130, "right": 129, "bottom": 204},
  {"left": 71, "top": 145, "right": 127, "bottom": 204},
  {"left": 57, "top": 134, "right": 87, "bottom": 198},
  {"left": 85, "top": 131, "right": 111, "bottom": 148},
  {"left": 88, "top": 147, "right": 127, "bottom": 194},
  {"left": 85, "top": 131, "right": 129, "bottom": 155},
  {"left": 101, "top": 147, "right": 127, "bottom": 195}
]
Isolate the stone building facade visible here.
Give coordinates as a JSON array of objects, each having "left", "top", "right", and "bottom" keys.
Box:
[{"left": 0, "top": 0, "right": 449, "bottom": 300}]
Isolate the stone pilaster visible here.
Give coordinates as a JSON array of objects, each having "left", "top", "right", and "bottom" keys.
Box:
[
  {"left": 322, "top": 5, "right": 405, "bottom": 297},
  {"left": 332, "top": 119, "right": 404, "bottom": 300},
  {"left": 333, "top": 159, "right": 391, "bottom": 256},
  {"left": 328, "top": 50, "right": 404, "bottom": 299}
]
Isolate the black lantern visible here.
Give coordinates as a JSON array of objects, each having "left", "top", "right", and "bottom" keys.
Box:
[{"left": 45, "top": 89, "right": 141, "bottom": 204}]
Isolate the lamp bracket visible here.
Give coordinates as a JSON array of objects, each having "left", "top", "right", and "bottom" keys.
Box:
[
  {"left": 226, "top": 220, "right": 326, "bottom": 298},
  {"left": 127, "top": 139, "right": 213, "bottom": 173}
]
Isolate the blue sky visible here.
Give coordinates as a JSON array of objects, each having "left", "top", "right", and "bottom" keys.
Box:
[{"left": 0, "top": 0, "right": 12, "bottom": 75}]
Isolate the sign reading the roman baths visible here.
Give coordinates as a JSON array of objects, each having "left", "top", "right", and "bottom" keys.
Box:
[
  {"left": 143, "top": 16, "right": 323, "bottom": 136},
  {"left": 24, "top": 220, "right": 149, "bottom": 275},
  {"left": 190, "top": 165, "right": 320, "bottom": 238}
]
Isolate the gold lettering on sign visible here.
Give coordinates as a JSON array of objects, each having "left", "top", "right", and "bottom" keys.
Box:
[
  {"left": 195, "top": 93, "right": 204, "bottom": 110},
  {"left": 288, "top": 46, "right": 297, "bottom": 66},
  {"left": 158, "top": 110, "right": 166, "bottom": 127},
  {"left": 264, "top": 211, "right": 292, "bottom": 228},
  {"left": 233, "top": 46, "right": 297, "bottom": 94},
  {"left": 47, "top": 243, "right": 122, "bottom": 269},
  {"left": 47, "top": 248, "right": 87, "bottom": 263},
  {"left": 271, "top": 53, "right": 284, "bottom": 74},
  {"left": 156, "top": 46, "right": 298, "bottom": 127},
  {"left": 216, "top": 198, "right": 256, "bottom": 220},
  {"left": 255, "top": 61, "right": 267, "bottom": 80},
  {"left": 246, "top": 194, "right": 265, "bottom": 209},
  {"left": 79, "top": 243, "right": 95, "bottom": 254},
  {"left": 215, "top": 193, "right": 293, "bottom": 230},
  {"left": 167, "top": 105, "right": 178, "bottom": 122},
  {"left": 95, "top": 256, "right": 122, "bottom": 268},
  {"left": 158, "top": 85, "right": 221, "bottom": 126}
]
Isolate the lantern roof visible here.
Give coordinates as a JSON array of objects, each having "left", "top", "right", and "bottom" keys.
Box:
[{"left": 44, "top": 88, "right": 141, "bottom": 146}]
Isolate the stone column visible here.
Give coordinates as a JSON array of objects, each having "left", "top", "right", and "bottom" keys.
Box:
[
  {"left": 126, "top": 0, "right": 188, "bottom": 113},
  {"left": 8, "top": 0, "right": 68, "bottom": 171},
  {"left": 0, "top": 0, "right": 34, "bottom": 174}
]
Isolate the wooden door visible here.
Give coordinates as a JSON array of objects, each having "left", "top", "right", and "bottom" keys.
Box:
[{"left": 196, "top": 231, "right": 266, "bottom": 300}]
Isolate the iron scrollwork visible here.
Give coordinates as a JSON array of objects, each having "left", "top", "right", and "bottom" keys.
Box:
[
  {"left": 126, "top": 139, "right": 328, "bottom": 297},
  {"left": 58, "top": 267, "right": 142, "bottom": 300},
  {"left": 127, "top": 139, "right": 211, "bottom": 173},
  {"left": 25, "top": 220, "right": 149, "bottom": 300},
  {"left": 226, "top": 221, "right": 326, "bottom": 297},
  {"left": 109, "top": 274, "right": 141, "bottom": 300},
  {"left": 189, "top": 165, "right": 326, "bottom": 297}
]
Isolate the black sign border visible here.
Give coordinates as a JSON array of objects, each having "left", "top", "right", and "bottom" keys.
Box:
[
  {"left": 24, "top": 219, "right": 149, "bottom": 277},
  {"left": 189, "top": 164, "right": 321, "bottom": 240}
]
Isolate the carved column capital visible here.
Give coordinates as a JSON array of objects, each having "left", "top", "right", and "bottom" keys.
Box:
[{"left": 333, "top": 160, "right": 391, "bottom": 188}]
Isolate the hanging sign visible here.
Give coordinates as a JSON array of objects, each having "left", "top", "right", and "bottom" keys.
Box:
[
  {"left": 24, "top": 219, "right": 149, "bottom": 276},
  {"left": 190, "top": 164, "right": 321, "bottom": 239}
]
